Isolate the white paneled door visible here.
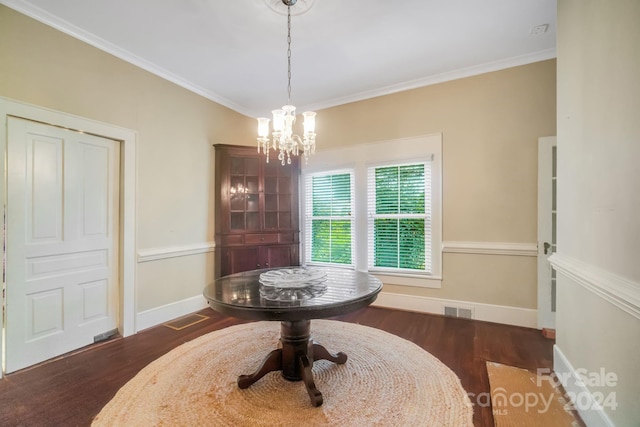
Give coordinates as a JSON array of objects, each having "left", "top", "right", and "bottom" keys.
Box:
[{"left": 5, "top": 117, "right": 120, "bottom": 373}]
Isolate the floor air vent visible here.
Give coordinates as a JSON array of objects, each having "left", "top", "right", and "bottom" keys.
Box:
[
  {"left": 163, "top": 314, "right": 209, "bottom": 331},
  {"left": 443, "top": 306, "right": 473, "bottom": 319}
]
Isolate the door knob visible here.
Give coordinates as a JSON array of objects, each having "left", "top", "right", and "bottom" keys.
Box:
[{"left": 543, "top": 242, "right": 551, "bottom": 255}]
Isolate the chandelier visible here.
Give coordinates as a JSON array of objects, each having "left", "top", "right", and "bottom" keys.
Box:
[{"left": 257, "top": 0, "right": 316, "bottom": 165}]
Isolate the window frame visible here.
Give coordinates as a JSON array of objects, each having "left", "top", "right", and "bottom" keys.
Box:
[
  {"left": 303, "top": 169, "right": 355, "bottom": 268},
  {"left": 366, "top": 159, "right": 433, "bottom": 275},
  {"left": 300, "top": 134, "right": 442, "bottom": 288}
]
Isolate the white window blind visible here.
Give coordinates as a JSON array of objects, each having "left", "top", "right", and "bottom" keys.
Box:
[
  {"left": 367, "top": 161, "right": 432, "bottom": 273},
  {"left": 304, "top": 171, "right": 354, "bottom": 265}
]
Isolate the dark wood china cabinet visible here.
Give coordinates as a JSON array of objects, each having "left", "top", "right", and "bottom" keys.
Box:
[{"left": 214, "top": 144, "right": 300, "bottom": 277}]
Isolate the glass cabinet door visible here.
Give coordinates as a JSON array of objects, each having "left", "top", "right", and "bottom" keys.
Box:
[
  {"left": 229, "top": 156, "right": 260, "bottom": 231},
  {"left": 264, "top": 159, "right": 294, "bottom": 230}
]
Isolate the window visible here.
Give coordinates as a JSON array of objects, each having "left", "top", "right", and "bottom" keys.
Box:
[
  {"left": 304, "top": 171, "right": 354, "bottom": 265},
  {"left": 301, "top": 134, "right": 442, "bottom": 287},
  {"left": 367, "top": 162, "right": 431, "bottom": 273}
]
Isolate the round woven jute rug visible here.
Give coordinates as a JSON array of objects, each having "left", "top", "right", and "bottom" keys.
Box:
[{"left": 93, "top": 320, "right": 473, "bottom": 426}]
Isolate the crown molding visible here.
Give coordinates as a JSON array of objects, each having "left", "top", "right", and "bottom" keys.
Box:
[
  {"left": 306, "top": 48, "right": 557, "bottom": 113},
  {"left": 2, "top": 0, "right": 556, "bottom": 118},
  {"left": 0, "top": 0, "right": 252, "bottom": 116}
]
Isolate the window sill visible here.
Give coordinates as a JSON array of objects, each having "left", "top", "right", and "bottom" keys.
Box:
[
  {"left": 371, "top": 272, "right": 442, "bottom": 289},
  {"left": 303, "top": 263, "right": 443, "bottom": 288}
]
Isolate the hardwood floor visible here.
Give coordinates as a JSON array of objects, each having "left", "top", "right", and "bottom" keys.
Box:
[{"left": 0, "top": 307, "right": 554, "bottom": 427}]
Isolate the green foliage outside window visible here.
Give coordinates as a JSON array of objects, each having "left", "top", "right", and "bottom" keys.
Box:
[
  {"left": 373, "top": 164, "right": 426, "bottom": 270},
  {"left": 310, "top": 173, "right": 352, "bottom": 264},
  {"left": 311, "top": 220, "right": 351, "bottom": 264}
]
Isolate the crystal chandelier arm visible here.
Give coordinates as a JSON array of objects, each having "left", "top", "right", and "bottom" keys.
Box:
[
  {"left": 258, "top": 117, "right": 270, "bottom": 137},
  {"left": 303, "top": 111, "right": 315, "bottom": 134}
]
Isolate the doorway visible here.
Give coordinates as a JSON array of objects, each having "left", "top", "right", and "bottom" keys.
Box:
[
  {"left": 537, "top": 136, "right": 557, "bottom": 330},
  {"left": 0, "top": 98, "right": 137, "bottom": 376},
  {"left": 5, "top": 117, "right": 120, "bottom": 372}
]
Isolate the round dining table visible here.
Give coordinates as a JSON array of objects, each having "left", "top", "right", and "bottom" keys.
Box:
[{"left": 203, "top": 266, "right": 382, "bottom": 406}]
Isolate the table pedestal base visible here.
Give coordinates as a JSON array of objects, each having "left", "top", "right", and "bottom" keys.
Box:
[{"left": 237, "top": 320, "right": 347, "bottom": 407}]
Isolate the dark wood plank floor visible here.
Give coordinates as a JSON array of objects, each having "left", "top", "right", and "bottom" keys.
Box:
[{"left": 0, "top": 307, "right": 554, "bottom": 427}]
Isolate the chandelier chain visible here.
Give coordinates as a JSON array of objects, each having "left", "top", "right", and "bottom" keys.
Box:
[
  {"left": 256, "top": 0, "right": 316, "bottom": 166},
  {"left": 287, "top": 3, "right": 292, "bottom": 105}
]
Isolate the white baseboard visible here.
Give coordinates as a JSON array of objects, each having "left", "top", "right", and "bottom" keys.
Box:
[
  {"left": 136, "top": 295, "right": 209, "bottom": 332},
  {"left": 553, "top": 345, "right": 615, "bottom": 427},
  {"left": 372, "top": 291, "right": 538, "bottom": 328}
]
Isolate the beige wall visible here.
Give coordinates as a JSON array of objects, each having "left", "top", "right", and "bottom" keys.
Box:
[
  {"left": 556, "top": 0, "right": 640, "bottom": 425},
  {"left": 0, "top": 6, "right": 255, "bottom": 312},
  {"left": 318, "top": 60, "right": 557, "bottom": 309},
  {"left": 0, "top": 4, "right": 558, "bottom": 316}
]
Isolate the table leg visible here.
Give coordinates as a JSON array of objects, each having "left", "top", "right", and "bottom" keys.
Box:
[
  {"left": 236, "top": 320, "right": 347, "bottom": 407},
  {"left": 299, "top": 353, "right": 323, "bottom": 406},
  {"left": 312, "top": 343, "right": 347, "bottom": 364},
  {"left": 237, "top": 348, "right": 282, "bottom": 389}
]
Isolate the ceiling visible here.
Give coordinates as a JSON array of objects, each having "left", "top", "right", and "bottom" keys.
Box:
[{"left": 2, "top": 0, "right": 557, "bottom": 118}]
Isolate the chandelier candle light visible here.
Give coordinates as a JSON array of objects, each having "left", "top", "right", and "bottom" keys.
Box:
[{"left": 257, "top": 0, "right": 316, "bottom": 165}]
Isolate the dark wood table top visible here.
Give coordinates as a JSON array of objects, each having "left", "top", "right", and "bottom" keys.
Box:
[{"left": 203, "top": 267, "right": 382, "bottom": 321}]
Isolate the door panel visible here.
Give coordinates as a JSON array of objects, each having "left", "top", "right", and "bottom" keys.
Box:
[
  {"left": 6, "top": 118, "right": 120, "bottom": 373},
  {"left": 78, "top": 142, "right": 111, "bottom": 237},
  {"left": 262, "top": 245, "right": 293, "bottom": 269},
  {"left": 26, "top": 288, "right": 63, "bottom": 340},
  {"left": 27, "top": 134, "right": 64, "bottom": 243},
  {"left": 225, "top": 247, "right": 260, "bottom": 276}
]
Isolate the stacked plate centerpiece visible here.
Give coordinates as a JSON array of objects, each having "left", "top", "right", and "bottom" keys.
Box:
[{"left": 259, "top": 268, "right": 328, "bottom": 301}]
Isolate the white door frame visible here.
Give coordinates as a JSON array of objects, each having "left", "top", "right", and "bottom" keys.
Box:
[
  {"left": 537, "top": 136, "right": 557, "bottom": 330},
  {"left": 0, "top": 97, "right": 137, "bottom": 377}
]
